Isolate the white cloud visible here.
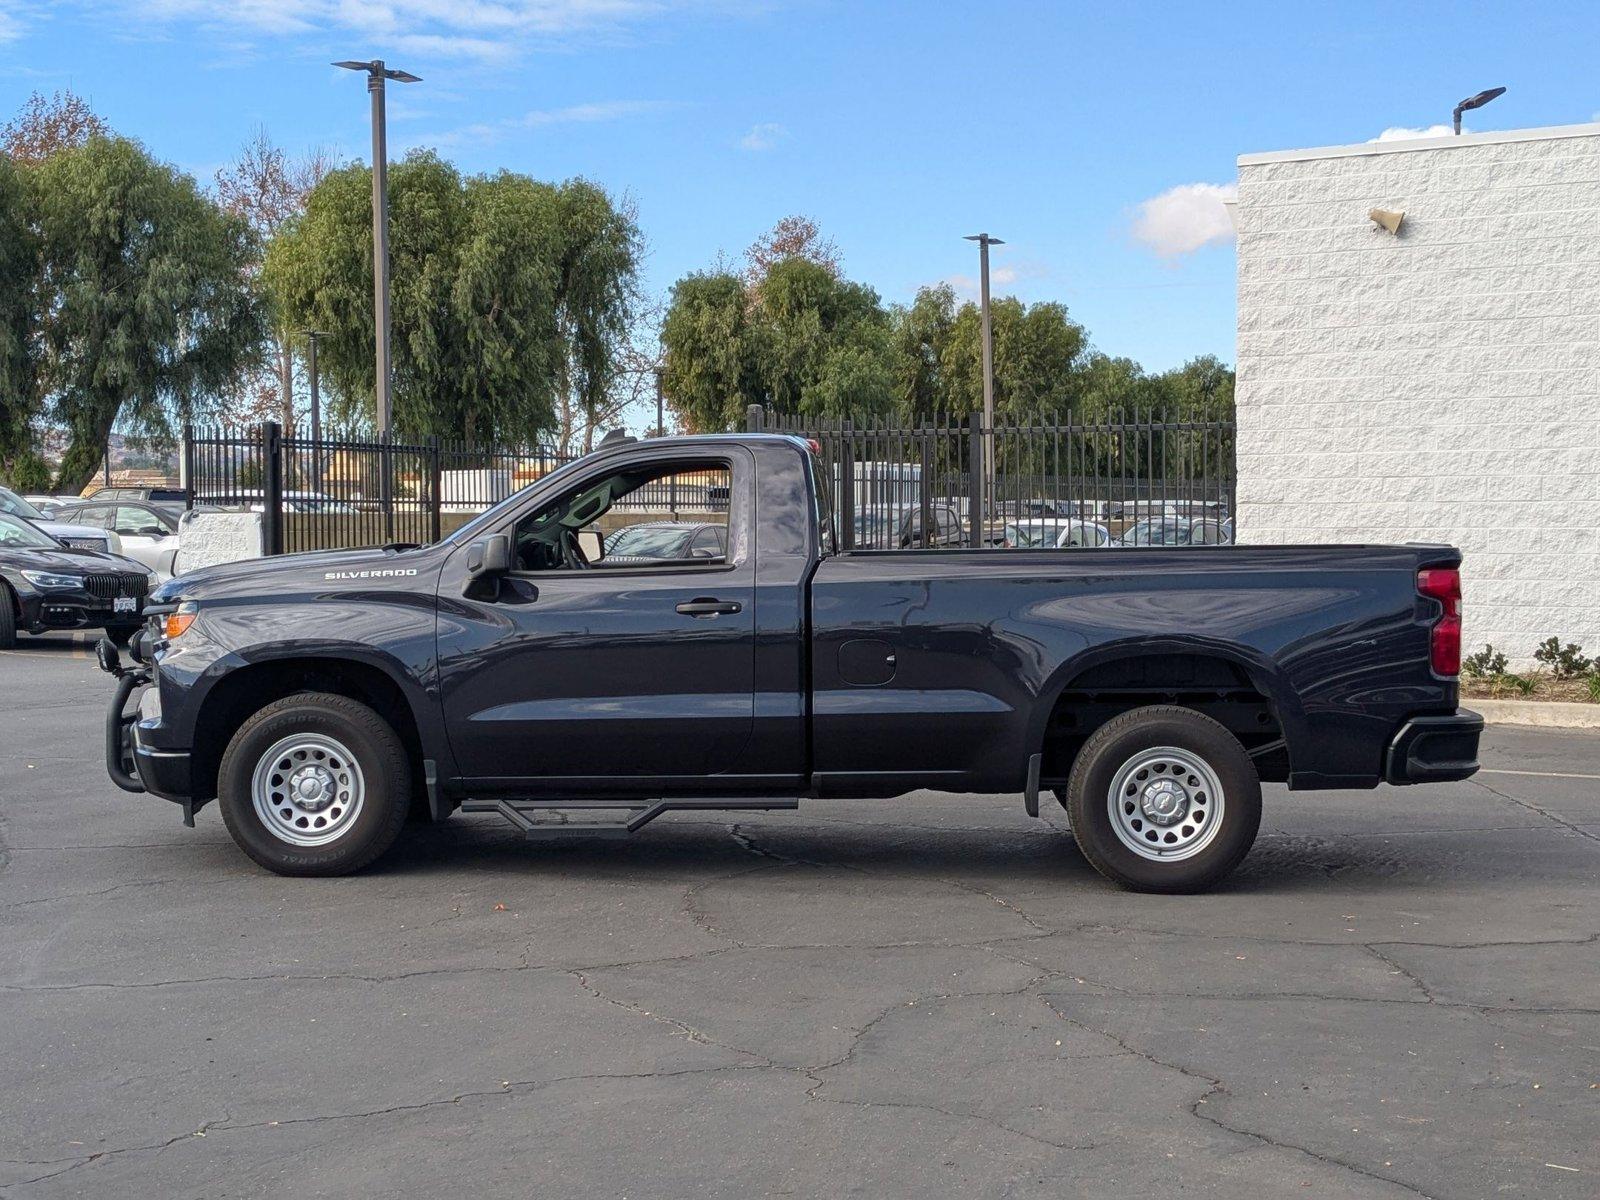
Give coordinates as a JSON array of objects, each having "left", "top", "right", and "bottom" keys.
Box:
[
  {"left": 1130, "top": 182, "right": 1237, "bottom": 260},
  {"left": 738, "top": 122, "right": 787, "bottom": 151},
  {"left": 941, "top": 265, "right": 1020, "bottom": 299},
  {"left": 1368, "top": 124, "right": 1457, "bottom": 142},
  {"left": 0, "top": 1, "right": 27, "bottom": 42},
  {"left": 97, "top": 1, "right": 743, "bottom": 61},
  {"left": 423, "top": 98, "right": 675, "bottom": 147}
]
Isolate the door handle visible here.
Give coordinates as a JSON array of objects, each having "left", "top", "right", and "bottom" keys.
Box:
[{"left": 675, "top": 598, "right": 741, "bottom": 618}]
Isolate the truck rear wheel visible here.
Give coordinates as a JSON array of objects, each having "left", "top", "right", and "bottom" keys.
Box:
[
  {"left": 217, "top": 692, "right": 411, "bottom": 876},
  {"left": 1057, "top": 705, "right": 1260, "bottom": 893}
]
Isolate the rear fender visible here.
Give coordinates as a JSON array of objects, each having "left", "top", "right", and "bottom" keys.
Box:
[{"left": 1028, "top": 635, "right": 1307, "bottom": 762}]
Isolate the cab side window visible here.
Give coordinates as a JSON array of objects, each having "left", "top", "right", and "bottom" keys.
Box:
[{"left": 510, "top": 458, "right": 734, "bottom": 572}]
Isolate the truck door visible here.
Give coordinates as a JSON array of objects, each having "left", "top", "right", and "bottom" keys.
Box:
[{"left": 435, "top": 447, "right": 756, "bottom": 788}]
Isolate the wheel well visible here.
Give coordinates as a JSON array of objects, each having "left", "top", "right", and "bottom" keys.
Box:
[
  {"left": 190, "top": 658, "right": 426, "bottom": 802},
  {"left": 1040, "top": 654, "right": 1287, "bottom": 785}
]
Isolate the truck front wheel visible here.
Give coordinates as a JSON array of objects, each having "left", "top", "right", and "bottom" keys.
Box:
[
  {"left": 217, "top": 692, "right": 411, "bottom": 876},
  {"left": 1058, "top": 705, "right": 1261, "bottom": 893}
]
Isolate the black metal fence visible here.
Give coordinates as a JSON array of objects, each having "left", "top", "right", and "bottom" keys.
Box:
[
  {"left": 185, "top": 424, "right": 580, "bottom": 554},
  {"left": 184, "top": 408, "right": 1234, "bottom": 556},
  {"left": 754, "top": 407, "right": 1235, "bottom": 550}
]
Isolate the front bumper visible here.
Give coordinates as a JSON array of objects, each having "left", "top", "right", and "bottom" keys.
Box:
[
  {"left": 105, "top": 666, "right": 197, "bottom": 821},
  {"left": 1384, "top": 709, "right": 1483, "bottom": 784},
  {"left": 23, "top": 590, "right": 144, "bottom": 633}
]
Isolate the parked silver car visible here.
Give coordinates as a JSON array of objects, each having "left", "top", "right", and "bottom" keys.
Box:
[
  {"left": 53, "top": 499, "right": 183, "bottom": 579},
  {"left": 1003, "top": 519, "right": 1114, "bottom": 549}
]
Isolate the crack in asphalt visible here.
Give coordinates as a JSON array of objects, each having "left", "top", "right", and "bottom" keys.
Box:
[
  {"left": 1469, "top": 777, "right": 1600, "bottom": 844},
  {"left": 4, "top": 741, "right": 1597, "bottom": 1195},
  {"left": 1363, "top": 944, "right": 1439, "bottom": 1004},
  {"left": 1039, "top": 997, "right": 1451, "bottom": 1200}
]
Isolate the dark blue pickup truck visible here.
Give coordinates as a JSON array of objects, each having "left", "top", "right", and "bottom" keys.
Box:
[{"left": 103, "top": 433, "right": 1480, "bottom": 892}]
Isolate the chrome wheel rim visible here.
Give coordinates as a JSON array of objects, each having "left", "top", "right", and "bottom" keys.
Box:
[
  {"left": 251, "top": 733, "right": 365, "bottom": 847},
  {"left": 1106, "top": 745, "right": 1225, "bottom": 862}
]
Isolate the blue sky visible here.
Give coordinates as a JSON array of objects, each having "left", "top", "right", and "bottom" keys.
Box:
[{"left": 2, "top": 0, "right": 1597, "bottom": 373}]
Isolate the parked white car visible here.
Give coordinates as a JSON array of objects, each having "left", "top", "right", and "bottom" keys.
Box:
[
  {"left": 1003, "top": 518, "right": 1114, "bottom": 549},
  {"left": 54, "top": 499, "right": 182, "bottom": 579},
  {"left": 0, "top": 487, "right": 124, "bottom": 556}
]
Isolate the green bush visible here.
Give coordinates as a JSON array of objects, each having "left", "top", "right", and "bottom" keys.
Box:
[
  {"left": 1533, "top": 637, "right": 1593, "bottom": 681},
  {"left": 1462, "top": 645, "right": 1508, "bottom": 678}
]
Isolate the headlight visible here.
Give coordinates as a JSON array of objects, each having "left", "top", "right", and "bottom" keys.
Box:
[
  {"left": 21, "top": 570, "right": 84, "bottom": 590},
  {"left": 164, "top": 600, "right": 198, "bottom": 641}
]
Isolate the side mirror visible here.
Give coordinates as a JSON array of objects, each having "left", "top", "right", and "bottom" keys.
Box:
[
  {"left": 577, "top": 527, "right": 604, "bottom": 563},
  {"left": 466, "top": 533, "right": 511, "bottom": 578},
  {"left": 141, "top": 526, "right": 167, "bottom": 538}
]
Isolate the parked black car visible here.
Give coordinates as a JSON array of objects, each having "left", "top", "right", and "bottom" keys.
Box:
[
  {"left": 0, "top": 512, "right": 154, "bottom": 648},
  {"left": 852, "top": 503, "right": 965, "bottom": 549},
  {"left": 85, "top": 485, "right": 188, "bottom": 504},
  {"left": 105, "top": 433, "right": 1480, "bottom": 894}
]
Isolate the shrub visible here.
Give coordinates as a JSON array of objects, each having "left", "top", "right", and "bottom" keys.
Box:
[
  {"left": 1588, "top": 675, "right": 1600, "bottom": 703},
  {"left": 1533, "top": 637, "right": 1593, "bottom": 681},
  {"left": 1462, "top": 645, "right": 1508, "bottom": 678}
]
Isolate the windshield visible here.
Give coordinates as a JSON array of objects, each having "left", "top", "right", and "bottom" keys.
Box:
[
  {"left": 0, "top": 487, "right": 45, "bottom": 521},
  {"left": 1125, "top": 520, "right": 1189, "bottom": 546},
  {"left": 0, "top": 511, "right": 60, "bottom": 549},
  {"left": 447, "top": 454, "right": 595, "bottom": 546},
  {"left": 852, "top": 512, "right": 897, "bottom": 545},
  {"left": 606, "top": 525, "right": 694, "bottom": 558},
  {"left": 1006, "top": 523, "right": 1059, "bottom": 548}
]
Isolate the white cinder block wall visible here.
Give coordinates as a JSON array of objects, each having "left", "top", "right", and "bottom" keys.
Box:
[{"left": 1235, "top": 123, "right": 1600, "bottom": 666}]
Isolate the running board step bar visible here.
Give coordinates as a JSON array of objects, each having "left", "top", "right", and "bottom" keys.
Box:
[{"left": 459, "top": 797, "right": 800, "bottom": 839}]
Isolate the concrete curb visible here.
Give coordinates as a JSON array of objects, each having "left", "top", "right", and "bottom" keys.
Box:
[{"left": 1472, "top": 699, "right": 1600, "bottom": 729}]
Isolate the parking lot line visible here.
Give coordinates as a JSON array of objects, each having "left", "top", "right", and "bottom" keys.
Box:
[{"left": 1479, "top": 768, "right": 1600, "bottom": 781}]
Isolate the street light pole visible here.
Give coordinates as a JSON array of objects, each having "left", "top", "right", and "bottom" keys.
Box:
[
  {"left": 333, "top": 59, "right": 421, "bottom": 437},
  {"left": 336, "top": 59, "right": 419, "bottom": 541},
  {"left": 1453, "top": 86, "right": 1506, "bottom": 134},
  {"left": 964, "top": 232, "right": 1004, "bottom": 524}
]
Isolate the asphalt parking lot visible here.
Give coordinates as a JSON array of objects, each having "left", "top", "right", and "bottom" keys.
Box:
[{"left": 0, "top": 633, "right": 1597, "bottom": 1199}]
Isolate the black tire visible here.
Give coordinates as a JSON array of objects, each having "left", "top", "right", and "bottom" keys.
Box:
[
  {"left": 1057, "top": 705, "right": 1261, "bottom": 893},
  {"left": 217, "top": 692, "right": 411, "bottom": 877},
  {"left": 0, "top": 583, "right": 15, "bottom": 649}
]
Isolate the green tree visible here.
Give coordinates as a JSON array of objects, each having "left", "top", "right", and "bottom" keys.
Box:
[
  {"left": 265, "top": 152, "right": 639, "bottom": 448},
  {"left": 659, "top": 271, "right": 759, "bottom": 432},
  {"left": 890, "top": 284, "right": 957, "bottom": 417},
  {"left": 1151, "top": 354, "right": 1235, "bottom": 419},
  {"left": 34, "top": 136, "right": 265, "bottom": 493},
  {"left": 0, "top": 154, "right": 44, "bottom": 487},
  {"left": 933, "top": 295, "right": 1089, "bottom": 419},
  {"left": 661, "top": 255, "right": 899, "bottom": 431}
]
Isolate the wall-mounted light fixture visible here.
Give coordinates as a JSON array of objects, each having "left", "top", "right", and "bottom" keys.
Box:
[{"left": 1369, "top": 208, "right": 1405, "bottom": 235}]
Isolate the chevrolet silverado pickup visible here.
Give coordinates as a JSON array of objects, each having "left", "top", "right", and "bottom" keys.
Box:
[{"left": 102, "top": 433, "right": 1482, "bottom": 892}]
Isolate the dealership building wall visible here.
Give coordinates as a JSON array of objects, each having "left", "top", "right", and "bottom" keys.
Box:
[{"left": 1234, "top": 123, "right": 1600, "bottom": 665}]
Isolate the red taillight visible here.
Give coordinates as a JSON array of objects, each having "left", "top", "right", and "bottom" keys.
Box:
[{"left": 1417, "top": 567, "right": 1461, "bottom": 676}]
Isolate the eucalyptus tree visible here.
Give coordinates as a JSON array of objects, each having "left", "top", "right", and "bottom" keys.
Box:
[
  {"left": 34, "top": 136, "right": 265, "bottom": 493},
  {"left": 0, "top": 154, "right": 43, "bottom": 487},
  {"left": 265, "top": 152, "right": 640, "bottom": 447}
]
